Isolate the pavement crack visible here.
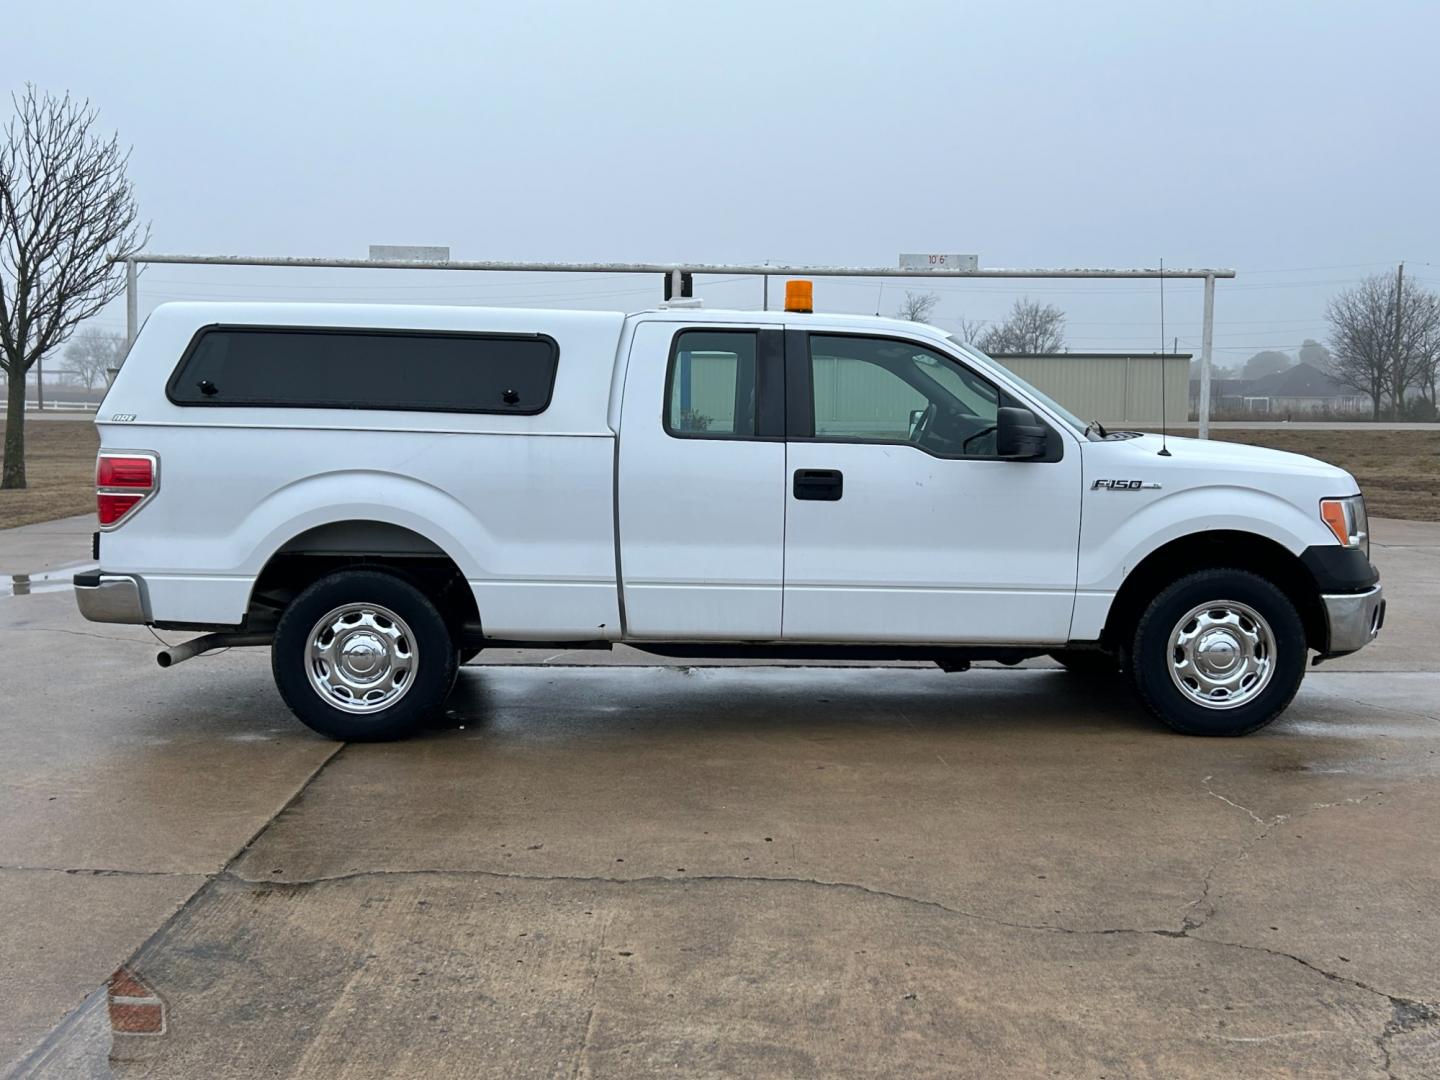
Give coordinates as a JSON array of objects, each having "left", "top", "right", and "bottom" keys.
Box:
[
  {"left": 1179, "top": 855, "right": 1223, "bottom": 933},
  {"left": 1201, "top": 773, "right": 1269, "bottom": 826},
  {"left": 1175, "top": 783, "right": 1388, "bottom": 944},
  {"left": 223, "top": 865, "right": 1146, "bottom": 934},
  {"left": 1184, "top": 775, "right": 1291, "bottom": 933},
  {"left": 1180, "top": 785, "right": 1389, "bottom": 937},
  {"left": 0, "top": 864, "right": 201, "bottom": 878},
  {"left": 1190, "top": 931, "right": 1439, "bottom": 1020},
  {"left": 217, "top": 864, "right": 1440, "bottom": 1008},
  {"left": 153, "top": 859, "right": 1440, "bottom": 1068}
]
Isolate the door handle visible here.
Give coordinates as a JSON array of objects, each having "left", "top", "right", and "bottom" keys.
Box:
[{"left": 793, "top": 468, "right": 843, "bottom": 501}]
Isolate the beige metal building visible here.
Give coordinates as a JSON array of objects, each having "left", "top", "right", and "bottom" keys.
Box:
[{"left": 989, "top": 352, "right": 1191, "bottom": 428}]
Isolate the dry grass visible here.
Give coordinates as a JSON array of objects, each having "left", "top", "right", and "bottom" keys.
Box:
[
  {"left": 1206, "top": 429, "right": 1440, "bottom": 521},
  {"left": 0, "top": 419, "right": 1435, "bottom": 531},
  {"left": 0, "top": 420, "right": 99, "bottom": 529}
]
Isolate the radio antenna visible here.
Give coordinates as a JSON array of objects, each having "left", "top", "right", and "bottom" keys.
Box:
[{"left": 1157, "top": 257, "right": 1171, "bottom": 457}]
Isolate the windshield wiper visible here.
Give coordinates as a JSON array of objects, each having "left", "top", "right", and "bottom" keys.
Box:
[{"left": 1084, "top": 419, "right": 1108, "bottom": 438}]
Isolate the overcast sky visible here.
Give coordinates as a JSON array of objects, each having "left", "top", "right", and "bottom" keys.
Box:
[{"left": 12, "top": 0, "right": 1440, "bottom": 366}]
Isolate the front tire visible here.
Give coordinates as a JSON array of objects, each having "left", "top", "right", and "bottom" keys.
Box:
[
  {"left": 1130, "top": 569, "right": 1306, "bottom": 736},
  {"left": 272, "top": 570, "right": 456, "bottom": 741}
]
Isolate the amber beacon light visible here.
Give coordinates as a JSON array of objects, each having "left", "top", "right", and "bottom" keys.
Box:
[{"left": 784, "top": 279, "right": 813, "bottom": 313}]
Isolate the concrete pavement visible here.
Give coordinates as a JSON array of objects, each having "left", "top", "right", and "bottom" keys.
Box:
[{"left": 1, "top": 518, "right": 1437, "bottom": 1078}]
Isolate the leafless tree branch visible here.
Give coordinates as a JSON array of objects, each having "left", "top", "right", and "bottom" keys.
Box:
[
  {"left": 950, "top": 317, "right": 987, "bottom": 346},
  {"left": 978, "top": 297, "right": 1066, "bottom": 354},
  {"left": 895, "top": 291, "right": 940, "bottom": 325}
]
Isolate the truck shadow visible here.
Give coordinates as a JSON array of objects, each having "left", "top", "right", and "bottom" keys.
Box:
[{"left": 424, "top": 663, "right": 1162, "bottom": 742}]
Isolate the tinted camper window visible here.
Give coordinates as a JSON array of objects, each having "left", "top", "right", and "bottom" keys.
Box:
[{"left": 167, "top": 327, "right": 559, "bottom": 414}]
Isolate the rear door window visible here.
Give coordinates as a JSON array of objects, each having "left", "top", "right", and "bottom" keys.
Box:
[{"left": 664, "top": 330, "right": 759, "bottom": 438}]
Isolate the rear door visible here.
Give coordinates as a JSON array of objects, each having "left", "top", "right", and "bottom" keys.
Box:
[
  {"left": 781, "top": 330, "right": 1083, "bottom": 644},
  {"left": 617, "top": 320, "right": 787, "bottom": 638}
]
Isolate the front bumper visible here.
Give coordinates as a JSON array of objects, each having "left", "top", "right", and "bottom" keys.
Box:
[
  {"left": 74, "top": 572, "right": 150, "bottom": 624},
  {"left": 1320, "top": 583, "right": 1385, "bottom": 656}
]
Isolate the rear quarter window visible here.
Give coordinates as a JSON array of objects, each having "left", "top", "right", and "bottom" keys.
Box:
[{"left": 166, "top": 326, "right": 559, "bottom": 414}]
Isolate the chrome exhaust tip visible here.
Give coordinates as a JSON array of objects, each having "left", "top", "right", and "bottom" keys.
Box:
[{"left": 156, "top": 632, "right": 273, "bottom": 668}]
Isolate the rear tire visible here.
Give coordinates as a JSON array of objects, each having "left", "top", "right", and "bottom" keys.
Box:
[
  {"left": 272, "top": 569, "right": 456, "bottom": 741},
  {"left": 1130, "top": 568, "right": 1305, "bottom": 736}
]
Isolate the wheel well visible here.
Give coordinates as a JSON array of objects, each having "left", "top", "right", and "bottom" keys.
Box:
[
  {"left": 247, "top": 521, "right": 480, "bottom": 642},
  {"left": 1102, "top": 531, "right": 1325, "bottom": 655}
]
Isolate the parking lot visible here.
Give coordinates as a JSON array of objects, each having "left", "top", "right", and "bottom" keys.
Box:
[{"left": 1, "top": 514, "right": 1437, "bottom": 1078}]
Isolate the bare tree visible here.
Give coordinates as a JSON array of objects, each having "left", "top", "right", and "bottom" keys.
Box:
[
  {"left": 950, "top": 317, "right": 987, "bottom": 346},
  {"left": 1415, "top": 293, "right": 1440, "bottom": 414},
  {"left": 978, "top": 297, "right": 1066, "bottom": 354},
  {"left": 895, "top": 291, "right": 939, "bottom": 324},
  {"left": 1326, "top": 273, "right": 1440, "bottom": 419},
  {"left": 1, "top": 87, "right": 145, "bottom": 488},
  {"left": 63, "top": 325, "right": 126, "bottom": 391}
]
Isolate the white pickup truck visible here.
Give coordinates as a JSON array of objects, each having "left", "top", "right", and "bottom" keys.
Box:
[{"left": 76, "top": 295, "right": 1384, "bottom": 740}]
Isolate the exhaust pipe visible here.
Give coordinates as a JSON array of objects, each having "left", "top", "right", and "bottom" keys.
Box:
[{"left": 156, "top": 632, "right": 273, "bottom": 668}]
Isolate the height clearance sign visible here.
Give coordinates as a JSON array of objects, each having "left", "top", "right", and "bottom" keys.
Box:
[{"left": 898, "top": 253, "right": 979, "bottom": 270}]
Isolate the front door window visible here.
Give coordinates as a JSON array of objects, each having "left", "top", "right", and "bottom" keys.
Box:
[{"left": 809, "top": 335, "right": 1003, "bottom": 457}]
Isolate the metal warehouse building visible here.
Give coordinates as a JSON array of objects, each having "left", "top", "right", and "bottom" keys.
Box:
[
  {"left": 989, "top": 352, "right": 1191, "bottom": 429},
  {"left": 679, "top": 347, "right": 1193, "bottom": 434}
]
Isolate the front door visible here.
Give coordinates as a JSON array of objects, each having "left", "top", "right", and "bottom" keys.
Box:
[
  {"left": 617, "top": 321, "right": 787, "bottom": 639},
  {"left": 782, "top": 331, "right": 1083, "bottom": 644}
]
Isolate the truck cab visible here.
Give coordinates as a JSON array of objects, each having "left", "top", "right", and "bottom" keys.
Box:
[{"left": 76, "top": 298, "right": 1384, "bottom": 740}]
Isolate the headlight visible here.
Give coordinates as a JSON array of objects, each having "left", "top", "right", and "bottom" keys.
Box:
[{"left": 1320, "top": 495, "right": 1369, "bottom": 558}]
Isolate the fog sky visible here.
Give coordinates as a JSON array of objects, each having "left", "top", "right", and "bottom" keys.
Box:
[{"left": 11, "top": 0, "right": 1440, "bottom": 366}]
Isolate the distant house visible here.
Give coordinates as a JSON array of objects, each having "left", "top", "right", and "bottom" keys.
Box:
[
  {"left": 1188, "top": 363, "right": 1369, "bottom": 416},
  {"left": 1238, "top": 363, "right": 1369, "bottom": 415},
  {"left": 1188, "top": 376, "right": 1251, "bottom": 414}
]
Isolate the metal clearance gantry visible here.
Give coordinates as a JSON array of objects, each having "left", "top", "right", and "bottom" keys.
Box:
[{"left": 116, "top": 254, "right": 1236, "bottom": 437}]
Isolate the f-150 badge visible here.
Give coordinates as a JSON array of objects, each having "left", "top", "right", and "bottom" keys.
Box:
[{"left": 1091, "top": 479, "right": 1161, "bottom": 490}]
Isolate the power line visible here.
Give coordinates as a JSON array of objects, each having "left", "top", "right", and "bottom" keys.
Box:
[{"left": 1233, "top": 261, "right": 1399, "bottom": 275}]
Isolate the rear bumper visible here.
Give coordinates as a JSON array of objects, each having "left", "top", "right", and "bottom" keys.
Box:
[
  {"left": 1319, "top": 583, "right": 1385, "bottom": 657},
  {"left": 74, "top": 572, "right": 150, "bottom": 624}
]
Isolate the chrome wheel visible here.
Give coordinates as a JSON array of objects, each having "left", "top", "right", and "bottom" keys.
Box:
[
  {"left": 306, "top": 603, "right": 417, "bottom": 714},
  {"left": 1167, "top": 600, "right": 1275, "bottom": 710}
]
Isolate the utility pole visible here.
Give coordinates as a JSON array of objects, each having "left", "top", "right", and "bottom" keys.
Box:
[
  {"left": 126, "top": 258, "right": 138, "bottom": 346},
  {"left": 1390, "top": 262, "right": 1405, "bottom": 419},
  {"left": 36, "top": 355, "right": 43, "bottom": 412},
  {"left": 1198, "top": 274, "right": 1216, "bottom": 439}
]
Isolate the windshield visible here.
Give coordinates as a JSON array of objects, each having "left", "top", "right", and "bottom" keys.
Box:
[{"left": 945, "top": 335, "right": 1091, "bottom": 435}]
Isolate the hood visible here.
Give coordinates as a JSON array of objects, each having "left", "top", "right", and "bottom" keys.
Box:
[{"left": 1120, "top": 433, "right": 1355, "bottom": 482}]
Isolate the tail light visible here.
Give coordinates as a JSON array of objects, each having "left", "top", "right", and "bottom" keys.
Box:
[{"left": 96, "top": 452, "right": 158, "bottom": 528}]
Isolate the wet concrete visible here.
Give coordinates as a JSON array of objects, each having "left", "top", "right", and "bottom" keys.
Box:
[
  {"left": 0, "top": 519, "right": 1437, "bottom": 1077},
  {"left": 0, "top": 515, "right": 94, "bottom": 577}
]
